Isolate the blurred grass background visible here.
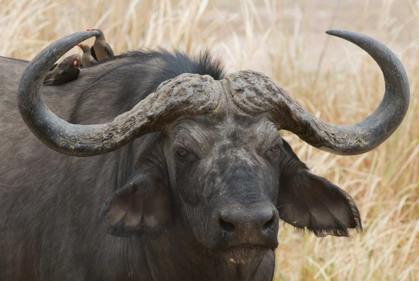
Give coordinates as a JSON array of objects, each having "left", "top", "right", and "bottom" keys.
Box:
[{"left": 0, "top": 0, "right": 418, "bottom": 280}]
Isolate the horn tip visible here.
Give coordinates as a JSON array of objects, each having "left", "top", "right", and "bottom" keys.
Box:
[{"left": 326, "top": 30, "right": 344, "bottom": 37}]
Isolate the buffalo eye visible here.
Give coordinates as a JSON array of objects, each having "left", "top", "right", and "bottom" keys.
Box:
[
  {"left": 176, "top": 148, "right": 189, "bottom": 159},
  {"left": 265, "top": 145, "right": 280, "bottom": 158}
]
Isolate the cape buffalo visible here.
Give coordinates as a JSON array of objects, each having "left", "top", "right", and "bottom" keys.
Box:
[{"left": 0, "top": 30, "right": 409, "bottom": 281}]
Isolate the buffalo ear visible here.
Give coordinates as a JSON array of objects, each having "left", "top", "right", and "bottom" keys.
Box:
[
  {"left": 278, "top": 170, "right": 362, "bottom": 237},
  {"left": 101, "top": 169, "right": 171, "bottom": 237}
]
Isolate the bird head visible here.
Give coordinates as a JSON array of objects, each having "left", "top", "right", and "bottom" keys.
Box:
[
  {"left": 73, "top": 56, "right": 81, "bottom": 68},
  {"left": 77, "top": 44, "right": 90, "bottom": 53},
  {"left": 86, "top": 28, "right": 104, "bottom": 38}
]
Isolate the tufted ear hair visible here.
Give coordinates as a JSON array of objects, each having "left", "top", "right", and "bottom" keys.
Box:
[{"left": 278, "top": 141, "right": 362, "bottom": 237}]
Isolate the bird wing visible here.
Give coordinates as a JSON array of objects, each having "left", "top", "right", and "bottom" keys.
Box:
[
  {"left": 43, "top": 67, "right": 58, "bottom": 85},
  {"left": 105, "top": 44, "right": 114, "bottom": 57},
  {"left": 44, "top": 73, "right": 59, "bottom": 86},
  {"left": 44, "top": 68, "right": 80, "bottom": 86},
  {"left": 90, "top": 46, "right": 98, "bottom": 61}
]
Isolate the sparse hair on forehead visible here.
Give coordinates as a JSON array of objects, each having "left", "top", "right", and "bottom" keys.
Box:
[{"left": 170, "top": 115, "right": 282, "bottom": 156}]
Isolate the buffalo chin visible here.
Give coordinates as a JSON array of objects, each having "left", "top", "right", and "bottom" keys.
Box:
[{"left": 213, "top": 245, "right": 274, "bottom": 281}]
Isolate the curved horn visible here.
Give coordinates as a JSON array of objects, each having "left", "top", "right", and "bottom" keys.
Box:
[
  {"left": 226, "top": 30, "right": 410, "bottom": 155},
  {"left": 18, "top": 32, "right": 222, "bottom": 157}
]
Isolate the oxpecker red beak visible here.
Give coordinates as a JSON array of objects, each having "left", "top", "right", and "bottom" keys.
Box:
[
  {"left": 73, "top": 61, "right": 78, "bottom": 66},
  {"left": 86, "top": 29, "right": 92, "bottom": 31}
]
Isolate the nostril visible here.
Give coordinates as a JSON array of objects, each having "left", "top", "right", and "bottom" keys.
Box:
[
  {"left": 262, "top": 216, "right": 275, "bottom": 232},
  {"left": 219, "top": 218, "right": 235, "bottom": 234}
]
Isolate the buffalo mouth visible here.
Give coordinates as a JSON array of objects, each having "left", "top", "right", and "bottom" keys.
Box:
[
  {"left": 221, "top": 244, "right": 270, "bottom": 265},
  {"left": 204, "top": 236, "right": 277, "bottom": 279},
  {"left": 214, "top": 245, "right": 275, "bottom": 281}
]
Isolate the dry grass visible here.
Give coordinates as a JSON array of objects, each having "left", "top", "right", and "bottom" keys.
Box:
[{"left": 0, "top": 0, "right": 418, "bottom": 280}]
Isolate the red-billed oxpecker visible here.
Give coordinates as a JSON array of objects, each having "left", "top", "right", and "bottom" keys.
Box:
[
  {"left": 77, "top": 43, "right": 98, "bottom": 67},
  {"left": 43, "top": 54, "right": 81, "bottom": 86},
  {"left": 86, "top": 28, "right": 114, "bottom": 62}
]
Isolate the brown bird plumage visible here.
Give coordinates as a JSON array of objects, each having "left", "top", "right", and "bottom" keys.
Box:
[
  {"left": 43, "top": 54, "right": 81, "bottom": 86},
  {"left": 77, "top": 43, "right": 98, "bottom": 67},
  {"left": 86, "top": 28, "right": 114, "bottom": 62}
]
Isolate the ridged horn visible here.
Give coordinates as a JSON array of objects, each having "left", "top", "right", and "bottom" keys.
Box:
[
  {"left": 225, "top": 30, "right": 410, "bottom": 155},
  {"left": 18, "top": 31, "right": 222, "bottom": 156}
]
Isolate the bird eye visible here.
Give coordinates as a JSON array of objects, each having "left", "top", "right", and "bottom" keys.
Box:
[{"left": 176, "top": 148, "right": 189, "bottom": 159}]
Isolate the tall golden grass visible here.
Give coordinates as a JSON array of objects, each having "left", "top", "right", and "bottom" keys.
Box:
[{"left": 0, "top": 0, "right": 417, "bottom": 280}]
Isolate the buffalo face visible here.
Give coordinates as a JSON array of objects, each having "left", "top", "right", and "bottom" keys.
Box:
[
  {"left": 164, "top": 115, "right": 282, "bottom": 254},
  {"left": 161, "top": 112, "right": 362, "bottom": 260}
]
